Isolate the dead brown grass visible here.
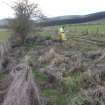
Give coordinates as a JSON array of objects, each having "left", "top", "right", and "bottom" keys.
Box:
[{"left": 3, "top": 63, "right": 40, "bottom": 105}]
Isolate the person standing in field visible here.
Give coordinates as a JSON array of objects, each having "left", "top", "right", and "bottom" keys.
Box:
[{"left": 59, "top": 26, "right": 67, "bottom": 42}]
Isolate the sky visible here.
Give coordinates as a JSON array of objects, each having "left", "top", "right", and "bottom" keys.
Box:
[{"left": 0, "top": 0, "right": 105, "bottom": 19}]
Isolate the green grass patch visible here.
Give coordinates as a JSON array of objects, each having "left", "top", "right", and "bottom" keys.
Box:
[
  {"left": 41, "top": 72, "right": 87, "bottom": 105},
  {"left": 42, "top": 89, "right": 57, "bottom": 97},
  {"left": 24, "top": 43, "right": 39, "bottom": 48},
  {"left": 63, "top": 73, "right": 82, "bottom": 95},
  {"left": 66, "top": 24, "right": 105, "bottom": 33},
  {"left": 68, "top": 95, "right": 87, "bottom": 105},
  {"left": 58, "top": 73, "right": 87, "bottom": 105},
  {"left": 32, "top": 69, "right": 48, "bottom": 83},
  {"left": 32, "top": 68, "right": 88, "bottom": 105},
  {"left": 56, "top": 95, "right": 68, "bottom": 105},
  {"left": 0, "top": 30, "right": 10, "bottom": 41},
  {"left": 0, "top": 73, "right": 6, "bottom": 80}
]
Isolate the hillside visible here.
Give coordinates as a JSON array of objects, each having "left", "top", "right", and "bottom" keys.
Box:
[
  {"left": 0, "top": 11, "right": 105, "bottom": 27},
  {"left": 39, "top": 11, "right": 105, "bottom": 26}
]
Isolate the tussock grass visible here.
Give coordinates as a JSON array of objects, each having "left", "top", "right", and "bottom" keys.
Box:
[{"left": 3, "top": 64, "right": 40, "bottom": 105}]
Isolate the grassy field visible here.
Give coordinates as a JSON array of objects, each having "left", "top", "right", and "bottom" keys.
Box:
[
  {"left": 0, "top": 23, "right": 105, "bottom": 41},
  {"left": 0, "top": 29, "right": 10, "bottom": 41},
  {"left": 1, "top": 23, "right": 105, "bottom": 105},
  {"left": 42, "top": 23, "right": 105, "bottom": 33},
  {"left": 65, "top": 24, "right": 105, "bottom": 33},
  {"left": 41, "top": 23, "right": 105, "bottom": 40},
  {"left": 39, "top": 23, "right": 105, "bottom": 54}
]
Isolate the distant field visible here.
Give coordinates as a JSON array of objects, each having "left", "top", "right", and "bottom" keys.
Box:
[
  {"left": 0, "top": 29, "right": 10, "bottom": 41},
  {"left": 0, "top": 24, "right": 104, "bottom": 41},
  {"left": 40, "top": 23, "right": 105, "bottom": 52},
  {"left": 41, "top": 23, "right": 105, "bottom": 37},
  {"left": 66, "top": 24, "right": 105, "bottom": 33}
]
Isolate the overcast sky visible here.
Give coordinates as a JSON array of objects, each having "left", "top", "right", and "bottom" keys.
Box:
[{"left": 0, "top": 0, "right": 105, "bottom": 19}]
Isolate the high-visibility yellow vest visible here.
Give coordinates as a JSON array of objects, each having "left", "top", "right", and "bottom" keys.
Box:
[
  {"left": 59, "top": 27, "right": 67, "bottom": 41},
  {"left": 60, "top": 33, "right": 67, "bottom": 41}
]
